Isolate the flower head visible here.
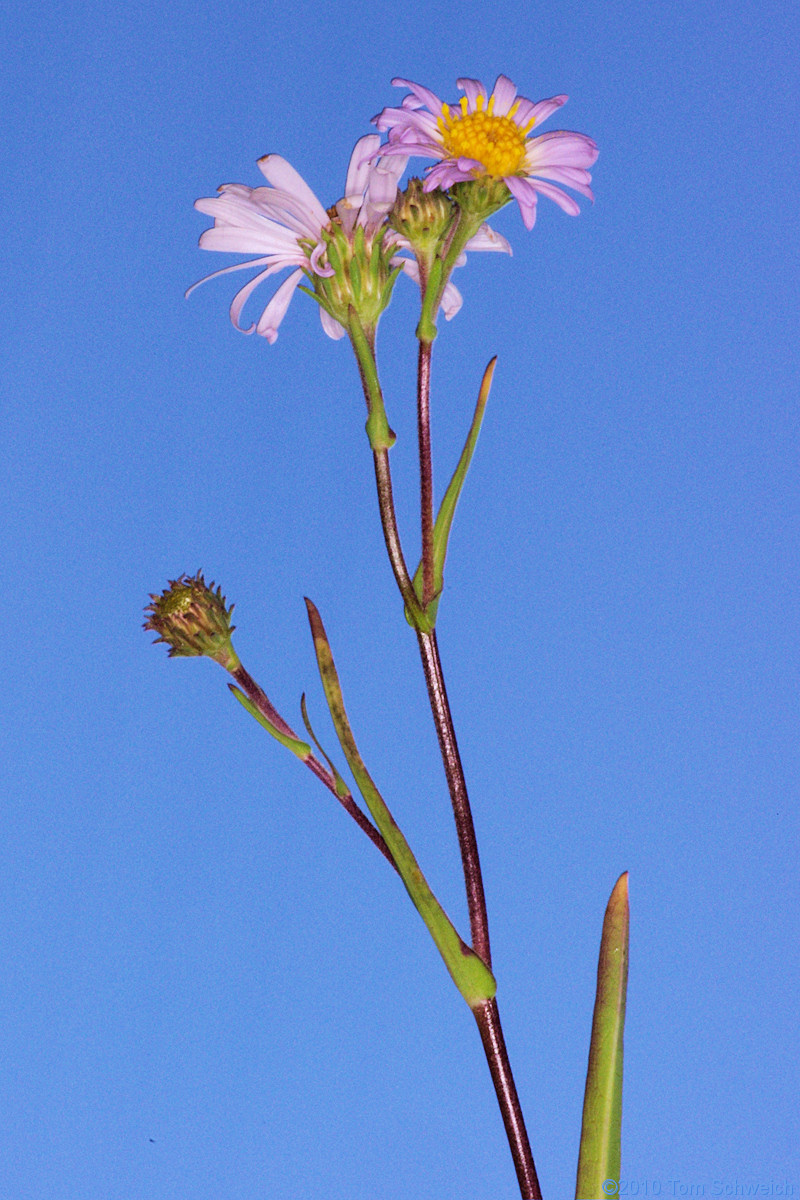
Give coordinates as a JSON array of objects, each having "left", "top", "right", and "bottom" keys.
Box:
[
  {"left": 374, "top": 75, "right": 598, "bottom": 230},
  {"left": 144, "top": 572, "right": 240, "bottom": 670},
  {"left": 188, "top": 136, "right": 407, "bottom": 343}
]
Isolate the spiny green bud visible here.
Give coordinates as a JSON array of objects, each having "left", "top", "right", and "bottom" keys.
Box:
[
  {"left": 144, "top": 571, "right": 240, "bottom": 671},
  {"left": 389, "top": 178, "right": 456, "bottom": 254}
]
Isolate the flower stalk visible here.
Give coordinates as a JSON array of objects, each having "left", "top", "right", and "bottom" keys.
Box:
[
  {"left": 145, "top": 574, "right": 395, "bottom": 868},
  {"left": 417, "top": 339, "right": 435, "bottom": 606},
  {"left": 352, "top": 274, "right": 539, "bottom": 1188}
]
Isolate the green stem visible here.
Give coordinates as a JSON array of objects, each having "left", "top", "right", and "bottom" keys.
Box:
[
  {"left": 417, "top": 209, "right": 486, "bottom": 336},
  {"left": 417, "top": 340, "right": 435, "bottom": 607},
  {"left": 347, "top": 314, "right": 432, "bottom": 631}
]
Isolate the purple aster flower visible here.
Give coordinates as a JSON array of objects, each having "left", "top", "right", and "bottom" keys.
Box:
[
  {"left": 188, "top": 133, "right": 512, "bottom": 339},
  {"left": 374, "top": 75, "right": 598, "bottom": 230},
  {"left": 187, "top": 136, "right": 407, "bottom": 343}
]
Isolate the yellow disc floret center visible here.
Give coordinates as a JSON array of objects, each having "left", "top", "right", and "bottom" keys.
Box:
[{"left": 438, "top": 95, "right": 532, "bottom": 178}]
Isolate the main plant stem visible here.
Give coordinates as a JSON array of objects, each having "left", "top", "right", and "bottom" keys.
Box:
[
  {"left": 417, "top": 628, "right": 541, "bottom": 1199},
  {"left": 415, "top": 625, "right": 491, "bottom": 963},
  {"left": 414, "top": 338, "right": 491, "bottom": 960},
  {"left": 351, "top": 318, "right": 540, "bottom": 1197},
  {"left": 475, "top": 999, "right": 542, "bottom": 1199},
  {"left": 414, "top": 345, "right": 540, "bottom": 1196}
]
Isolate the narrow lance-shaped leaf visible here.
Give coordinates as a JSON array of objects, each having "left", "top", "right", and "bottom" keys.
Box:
[
  {"left": 407, "top": 358, "right": 496, "bottom": 627},
  {"left": 576, "top": 872, "right": 630, "bottom": 1199},
  {"left": 305, "top": 597, "right": 496, "bottom": 1008},
  {"left": 229, "top": 684, "right": 312, "bottom": 761},
  {"left": 300, "top": 693, "right": 351, "bottom": 801}
]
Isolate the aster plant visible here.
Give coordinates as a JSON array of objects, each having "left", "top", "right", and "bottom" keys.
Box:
[{"left": 147, "top": 75, "right": 627, "bottom": 1199}]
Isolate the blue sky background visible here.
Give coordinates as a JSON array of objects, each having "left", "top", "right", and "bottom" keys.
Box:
[{"left": 3, "top": 0, "right": 798, "bottom": 1196}]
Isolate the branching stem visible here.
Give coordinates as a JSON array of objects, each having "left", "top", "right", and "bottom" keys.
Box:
[
  {"left": 349, "top": 317, "right": 540, "bottom": 1194},
  {"left": 231, "top": 664, "right": 396, "bottom": 869}
]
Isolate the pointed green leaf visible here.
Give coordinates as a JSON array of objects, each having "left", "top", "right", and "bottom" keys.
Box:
[
  {"left": 576, "top": 872, "right": 630, "bottom": 1199},
  {"left": 407, "top": 358, "right": 496, "bottom": 627},
  {"left": 229, "top": 684, "right": 312, "bottom": 762},
  {"left": 300, "top": 693, "right": 351, "bottom": 800},
  {"left": 305, "top": 597, "right": 496, "bottom": 1008}
]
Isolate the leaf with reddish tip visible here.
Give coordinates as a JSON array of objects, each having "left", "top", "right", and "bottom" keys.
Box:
[{"left": 576, "top": 872, "right": 630, "bottom": 1199}]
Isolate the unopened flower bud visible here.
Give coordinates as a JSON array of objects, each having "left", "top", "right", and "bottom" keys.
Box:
[
  {"left": 389, "top": 178, "right": 455, "bottom": 254},
  {"left": 144, "top": 572, "right": 240, "bottom": 671}
]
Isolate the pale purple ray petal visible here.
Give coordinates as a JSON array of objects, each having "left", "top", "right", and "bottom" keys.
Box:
[
  {"left": 199, "top": 202, "right": 301, "bottom": 244},
  {"left": 319, "top": 308, "right": 347, "bottom": 340},
  {"left": 527, "top": 165, "right": 595, "bottom": 200},
  {"left": 463, "top": 224, "right": 513, "bottom": 255},
  {"left": 505, "top": 176, "right": 539, "bottom": 229},
  {"left": 526, "top": 130, "right": 599, "bottom": 168},
  {"left": 397, "top": 112, "right": 441, "bottom": 142},
  {"left": 345, "top": 134, "right": 382, "bottom": 199},
  {"left": 534, "top": 163, "right": 594, "bottom": 186},
  {"left": 256, "top": 156, "right": 329, "bottom": 228},
  {"left": 528, "top": 177, "right": 582, "bottom": 214},
  {"left": 515, "top": 95, "right": 568, "bottom": 128},
  {"left": 440, "top": 280, "right": 463, "bottom": 319},
  {"left": 390, "top": 77, "right": 444, "bottom": 115},
  {"left": 375, "top": 106, "right": 441, "bottom": 144},
  {"left": 308, "top": 242, "right": 334, "bottom": 276},
  {"left": 246, "top": 187, "right": 329, "bottom": 237},
  {"left": 254, "top": 268, "right": 304, "bottom": 342},
  {"left": 360, "top": 152, "right": 408, "bottom": 228},
  {"left": 185, "top": 256, "right": 274, "bottom": 300},
  {"left": 229, "top": 263, "right": 289, "bottom": 332},
  {"left": 395, "top": 256, "right": 420, "bottom": 285},
  {"left": 456, "top": 78, "right": 487, "bottom": 107},
  {"left": 423, "top": 160, "right": 478, "bottom": 190},
  {"left": 376, "top": 135, "right": 438, "bottom": 159},
  {"left": 371, "top": 151, "right": 408, "bottom": 196},
  {"left": 490, "top": 75, "right": 518, "bottom": 116},
  {"left": 198, "top": 225, "right": 304, "bottom": 257},
  {"left": 194, "top": 192, "right": 254, "bottom": 222}
]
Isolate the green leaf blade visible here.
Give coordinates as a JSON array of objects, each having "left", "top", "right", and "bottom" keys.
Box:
[
  {"left": 576, "top": 872, "right": 630, "bottom": 1199},
  {"left": 229, "top": 685, "right": 312, "bottom": 761},
  {"left": 304, "top": 597, "right": 496, "bottom": 1008},
  {"left": 409, "top": 358, "right": 496, "bottom": 623}
]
